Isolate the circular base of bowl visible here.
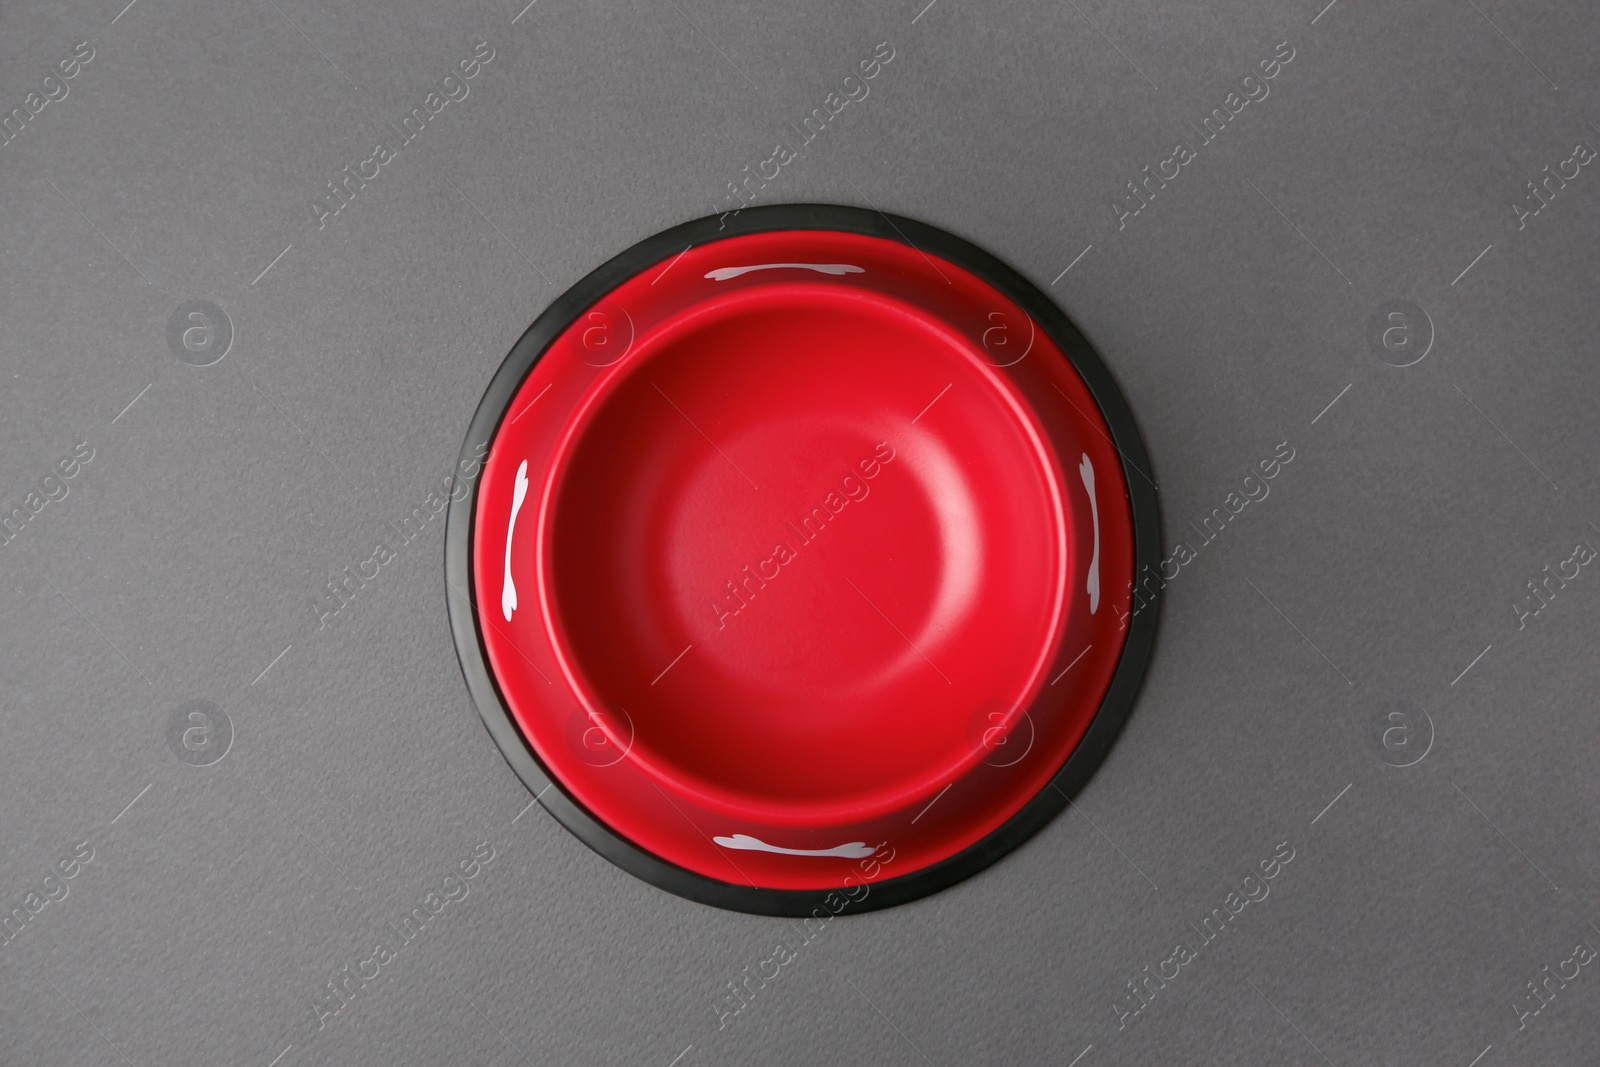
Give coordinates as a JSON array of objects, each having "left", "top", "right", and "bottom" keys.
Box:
[{"left": 446, "top": 204, "right": 1160, "bottom": 915}]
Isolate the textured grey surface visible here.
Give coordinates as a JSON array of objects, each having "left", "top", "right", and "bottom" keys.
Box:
[{"left": 2, "top": 0, "right": 1598, "bottom": 1064}]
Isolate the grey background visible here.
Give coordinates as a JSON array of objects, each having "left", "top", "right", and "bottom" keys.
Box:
[{"left": 2, "top": 0, "right": 1596, "bottom": 1063}]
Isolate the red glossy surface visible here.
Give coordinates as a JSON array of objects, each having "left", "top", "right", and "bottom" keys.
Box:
[{"left": 474, "top": 230, "right": 1134, "bottom": 890}]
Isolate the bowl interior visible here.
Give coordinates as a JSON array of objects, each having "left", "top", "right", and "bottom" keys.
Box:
[{"left": 542, "top": 281, "right": 1069, "bottom": 819}]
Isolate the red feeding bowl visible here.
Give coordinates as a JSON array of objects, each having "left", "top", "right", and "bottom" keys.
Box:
[{"left": 446, "top": 205, "right": 1159, "bottom": 914}]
